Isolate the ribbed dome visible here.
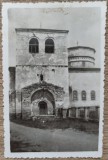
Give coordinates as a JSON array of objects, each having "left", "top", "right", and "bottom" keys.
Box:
[{"left": 68, "top": 46, "right": 95, "bottom": 68}]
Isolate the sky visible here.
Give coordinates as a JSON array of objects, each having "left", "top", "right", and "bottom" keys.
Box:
[{"left": 8, "top": 7, "right": 101, "bottom": 67}]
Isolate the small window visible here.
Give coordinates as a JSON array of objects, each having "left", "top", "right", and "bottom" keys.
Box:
[
  {"left": 40, "top": 74, "right": 43, "bottom": 82},
  {"left": 73, "top": 90, "right": 78, "bottom": 101},
  {"left": 29, "top": 38, "right": 39, "bottom": 53},
  {"left": 91, "top": 90, "right": 95, "bottom": 100},
  {"left": 45, "top": 38, "right": 54, "bottom": 53},
  {"left": 82, "top": 90, "right": 86, "bottom": 100}
]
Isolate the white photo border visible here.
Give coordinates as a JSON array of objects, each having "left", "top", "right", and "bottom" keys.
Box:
[{"left": 2, "top": 1, "right": 107, "bottom": 158}]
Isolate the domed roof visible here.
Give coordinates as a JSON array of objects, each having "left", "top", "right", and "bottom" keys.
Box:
[{"left": 68, "top": 46, "right": 95, "bottom": 68}]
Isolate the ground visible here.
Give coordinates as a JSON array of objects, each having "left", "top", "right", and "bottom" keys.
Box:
[
  {"left": 10, "top": 119, "right": 99, "bottom": 152},
  {"left": 10, "top": 118, "right": 99, "bottom": 133}
]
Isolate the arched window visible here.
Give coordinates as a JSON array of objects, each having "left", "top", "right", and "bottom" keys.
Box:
[
  {"left": 29, "top": 38, "right": 39, "bottom": 53},
  {"left": 82, "top": 90, "right": 86, "bottom": 100},
  {"left": 91, "top": 90, "right": 95, "bottom": 100},
  {"left": 45, "top": 38, "right": 54, "bottom": 53},
  {"left": 73, "top": 90, "right": 78, "bottom": 101}
]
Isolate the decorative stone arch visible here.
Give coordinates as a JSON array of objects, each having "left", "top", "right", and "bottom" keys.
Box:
[
  {"left": 31, "top": 87, "right": 56, "bottom": 101},
  {"left": 31, "top": 88, "right": 55, "bottom": 116},
  {"left": 21, "top": 82, "right": 64, "bottom": 118},
  {"left": 28, "top": 36, "right": 40, "bottom": 44},
  {"left": 45, "top": 36, "right": 55, "bottom": 41}
]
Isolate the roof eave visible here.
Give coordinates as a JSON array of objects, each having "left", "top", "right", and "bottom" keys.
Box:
[{"left": 15, "top": 28, "right": 69, "bottom": 33}]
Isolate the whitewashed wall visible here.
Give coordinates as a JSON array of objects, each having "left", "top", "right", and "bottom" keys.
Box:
[{"left": 69, "top": 69, "right": 100, "bottom": 107}]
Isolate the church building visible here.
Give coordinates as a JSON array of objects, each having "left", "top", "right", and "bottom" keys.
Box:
[{"left": 9, "top": 28, "right": 100, "bottom": 121}]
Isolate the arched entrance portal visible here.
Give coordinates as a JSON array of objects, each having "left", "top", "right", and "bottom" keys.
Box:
[
  {"left": 31, "top": 89, "right": 55, "bottom": 116},
  {"left": 38, "top": 101, "right": 48, "bottom": 115}
]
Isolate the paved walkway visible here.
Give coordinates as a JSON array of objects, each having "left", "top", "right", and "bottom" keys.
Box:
[{"left": 10, "top": 122, "right": 98, "bottom": 152}]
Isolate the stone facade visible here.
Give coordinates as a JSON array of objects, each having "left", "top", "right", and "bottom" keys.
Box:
[{"left": 9, "top": 28, "right": 100, "bottom": 121}]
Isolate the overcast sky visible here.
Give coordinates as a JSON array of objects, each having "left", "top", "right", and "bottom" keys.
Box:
[{"left": 8, "top": 7, "right": 101, "bottom": 67}]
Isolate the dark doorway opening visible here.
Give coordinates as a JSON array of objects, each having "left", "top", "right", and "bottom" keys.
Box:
[{"left": 39, "top": 101, "right": 48, "bottom": 115}]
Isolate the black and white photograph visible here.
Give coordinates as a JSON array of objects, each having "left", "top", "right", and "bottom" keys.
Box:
[{"left": 2, "top": 2, "right": 106, "bottom": 158}]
